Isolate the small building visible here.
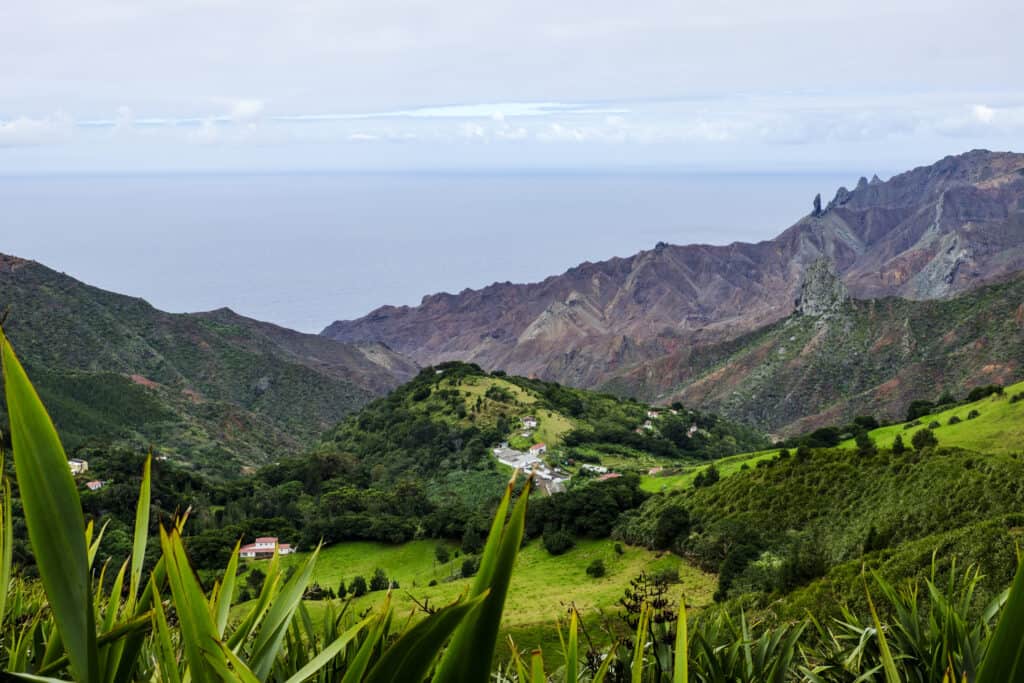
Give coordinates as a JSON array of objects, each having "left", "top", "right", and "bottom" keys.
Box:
[
  {"left": 648, "top": 467, "right": 664, "bottom": 476},
  {"left": 597, "top": 472, "right": 623, "bottom": 481},
  {"left": 643, "top": 420, "right": 654, "bottom": 430},
  {"left": 647, "top": 410, "right": 661, "bottom": 419},
  {"left": 68, "top": 458, "right": 89, "bottom": 475},
  {"left": 85, "top": 480, "right": 104, "bottom": 491},
  {"left": 581, "top": 463, "right": 608, "bottom": 474},
  {"left": 521, "top": 416, "right": 538, "bottom": 429},
  {"left": 239, "top": 537, "right": 295, "bottom": 560},
  {"left": 528, "top": 443, "right": 547, "bottom": 456},
  {"left": 688, "top": 424, "right": 699, "bottom": 436}
]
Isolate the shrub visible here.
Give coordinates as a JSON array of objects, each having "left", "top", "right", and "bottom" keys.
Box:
[
  {"left": 434, "top": 543, "right": 450, "bottom": 565},
  {"left": 967, "top": 384, "right": 1004, "bottom": 402},
  {"left": 460, "top": 557, "right": 478, "bottom": 578},
  {"left": 586, "top": 559, "right": 606, "bottom": 578},
  {"left": 337, "top": 579, "right": 347, "bottom": 598},
  {"left": 653, "top": 505, "right": 691, "bottom": 550},
  {"left": 892, "top": 434, "right": 906, "bottom": 455},
  {"left": 928, "top": 421, "right": 941, "bottom": 429},
  {"left": 948, "top": 415, "right": 962, "bottom": 425},
  {"left": 968, "top": 409, "right": 981, "bottom": 419},
  {"left": 912, "top": 428, "right": 939, "bottom": 451},
  {"left": 614, "top": 542, "right": 624, "bottom": 555},
  {"left": 349, "top": 574, "right": 367, "bottom": 597},
  {"left": 369, "top": 568, "right": 390, "bottom": 592},
  {"left": 693, "top": 464, "right": 720, "bottom": 488},
  {"left": 906, "top": 400, "right": 935, "bottom": 422},
  {"left": 543, "top": 528, "right": 576, "bottom": 556},
  {"left": 855, "top": 431, "right": 876, "bottom": 457}
]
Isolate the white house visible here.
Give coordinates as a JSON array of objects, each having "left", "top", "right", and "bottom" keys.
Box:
[
  {"left": 528, "top": 443, "right": 547, "bottom": 456},
  {"left": 239, "top": 537, "right": 295, "bottom": 559},
  {"left": 581, "top": 464, "right": 608, "bottom": 474},
  {"left": 647, "top": 410, "right": 661, "bottom": 419},
  {"left": 68, "top": 458, "right": 89, "bottom": 475},
  {"left": 85, "top": 480, "right": 104, "bottom": 491},
  {"left": 521, "top": 416, "right": 538, "bottom": 429}
]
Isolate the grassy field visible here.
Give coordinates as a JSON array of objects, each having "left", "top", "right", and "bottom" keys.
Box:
[
  {"left": 639, "top": 449, "right": 778, "bottom": 493},
  {"left": 264, "top": 537, "right": 715, "bottom": 666},
  {"left": 840, "top": 380, "right": 1024, "bottom": 454}
]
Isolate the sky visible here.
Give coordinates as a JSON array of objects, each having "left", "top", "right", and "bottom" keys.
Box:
[{"left": 1, "top": 0, "right": 1023, "bottom": 173}]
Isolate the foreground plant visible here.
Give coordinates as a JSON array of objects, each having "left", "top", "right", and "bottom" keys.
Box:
[{"left": 0, "top": 325, "right": 534, "bottom": 681}]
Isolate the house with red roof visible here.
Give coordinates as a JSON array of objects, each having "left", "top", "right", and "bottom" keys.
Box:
[{"left": 239, "top": 536, "right": 295, "bottom": 560}]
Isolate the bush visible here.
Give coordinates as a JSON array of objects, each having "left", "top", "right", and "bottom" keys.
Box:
[
  {"left": 434, "top": 543, "right": 450, "bottom": 565},
  {"left": 928, "top": 421, "right": 941, "bottom": 429},
  {"left": 967, "top": 409, "right": 981, "bottom": 419},
  {"left": 614, "top": 542, "right": 624, "bottom": 555},
  {"left": 586, "top": 559, "right": 606, "bottom": 578},
  {"left": 349, "top": 575, "right": 367, "bottom": 597},
  {"left": 855, "top": 431, "right": 876, "bottom": 457},
  {"left": 892, "top": 434, "right": 906, "bottom": 455},
  {"left": 369, "top": 568, "right": 390, "bottom": 592},
  {"left": 906, "top": 400, "right": 935, "bottom": 422},
  {"left": 693, "top": 464, "right": 720, "bottom": 488},
  {"left": 543, "top": 528, "right": 576, "bottom": 556},
  {"left": 966, "top": 384, "right": 1003, "bottom": 402},
  {"left": 653, "top": 505, "right": 691, "bottom": 550},
  {"left": 460, "top": 557, "right": 478, "bottom": 578},
  {"left": 912, "top": 428, "right": 938, "bottom": 451},
  {"left": 948, "top": 415, "right": 962, "bottom": 425}
]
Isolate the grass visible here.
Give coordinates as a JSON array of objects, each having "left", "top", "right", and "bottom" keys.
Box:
[
  {"left": 270, "top": 538, "right": 716, "bottom": 667},
  {"left": 638, "top": 449, "right": 779, "bottom": 493},
  {"left": 839, "top": 380, "right": 1024, "bottom": 454},
  {"left": 639, "top": 379, "right": 1024, "bottom": 495}
]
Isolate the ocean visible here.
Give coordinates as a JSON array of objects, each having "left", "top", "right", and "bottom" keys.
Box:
[{"left": 1, "top": 170, "right": 855, "bottom": 332}]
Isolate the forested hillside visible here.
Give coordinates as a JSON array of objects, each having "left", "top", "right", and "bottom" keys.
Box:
[{"left": 0, "top": 253, "right": 417, "bottom": 474}]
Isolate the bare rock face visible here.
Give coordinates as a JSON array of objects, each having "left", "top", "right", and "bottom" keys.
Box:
[
  {"left": 795, "top": 259, "right": 849, "bottom": 317},
  {"left": 323, "top": 149, "right": 1024, "bottom": 387}
]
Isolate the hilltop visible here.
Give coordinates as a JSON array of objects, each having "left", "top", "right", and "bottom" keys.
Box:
[
  {"left": 0, "top": 253, "right": 418, "bottom": 474},
  {"left": 324, "top": 150, "right": 1024, "bottom": 399}
]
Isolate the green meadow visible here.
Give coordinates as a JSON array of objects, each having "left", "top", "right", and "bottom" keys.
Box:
[
  {"left": 841, "top": 380, "right": 1024, "bottom": 454},
  {"left": 267, "top": 537, "right": 716, "bottom": 665}
]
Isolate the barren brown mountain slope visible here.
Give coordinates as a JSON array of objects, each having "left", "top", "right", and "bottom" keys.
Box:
[{"left": 324, "top": 150, "right": 1024, "bottom": 388}]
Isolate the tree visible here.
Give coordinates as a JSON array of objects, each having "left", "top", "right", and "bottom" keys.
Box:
[
  {"left": 461, "top": 526, "right": 483, "bottom": 555},
  {"left": 906, "top": 400, "right": 935, "bottom": 422},
  {"left": 586, "top": 559, "right": 606, "bottom": 578},
  {"left": 693, "top": 464, "right": 720, "bottom": 488},
  {"left": 855, "top": 431, "right": 876, "bottom": 457},
  {"left": 460, "top": 558, "right": 478, "bottom": 578},
  {"left": 892, "top": 434, "right": 906, "bottom": 455},
  {"left": 434, "top": 543, "right": 450, "bottom": 565},
  {"left": 543, "top": 528, "right": 576, "bottom": 556},
  {"left": 853, "top": 415, "right": 880, "bottom": 431},
  {"left": 369, "top": 568, "right": 390, "bottom": 592},
  {"left": 653, "top": 506, "right": 690, "bottom": 550},
  {"left": 350, "top": 575, "right": 367, "bottom": 597},
  {"left": 337, "top": 579, "right": 347, "bottom": 599},
  {"left": 911, "top": 428, "right": 938, "bottom": 451}
]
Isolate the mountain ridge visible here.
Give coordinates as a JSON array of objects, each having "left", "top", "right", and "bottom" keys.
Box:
[
  {"left": 0, "top": 255, "right": 418, "bottom": 473},
  {"left": 323, "top": 149, "right": 1024, "bottom": 394}
]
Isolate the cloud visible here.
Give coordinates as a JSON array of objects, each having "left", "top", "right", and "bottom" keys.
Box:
[
  {"left": 228, "top": 99, "right": 265, "bottom": 121},
  {"left": 0, "top": 113, "right": 74, "bottom": 147},
  {"left": 973, "top": 104, "right": 995, "bottom": 124}
]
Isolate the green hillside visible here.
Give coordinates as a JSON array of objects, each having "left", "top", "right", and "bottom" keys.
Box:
[
  {"left": 842, "top": 379, "right": 1024, "bottom": 454},
  {"left": 0, "top": 255, "right": 416, "bottom": 474}
]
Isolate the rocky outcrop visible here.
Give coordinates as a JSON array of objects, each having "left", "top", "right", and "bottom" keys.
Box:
[
  {"left": 795, "top": 259, "right": 849, "bottom": 317},
  {"left": 323, "top": 150, "right": 1024, "bottom": 388}
]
